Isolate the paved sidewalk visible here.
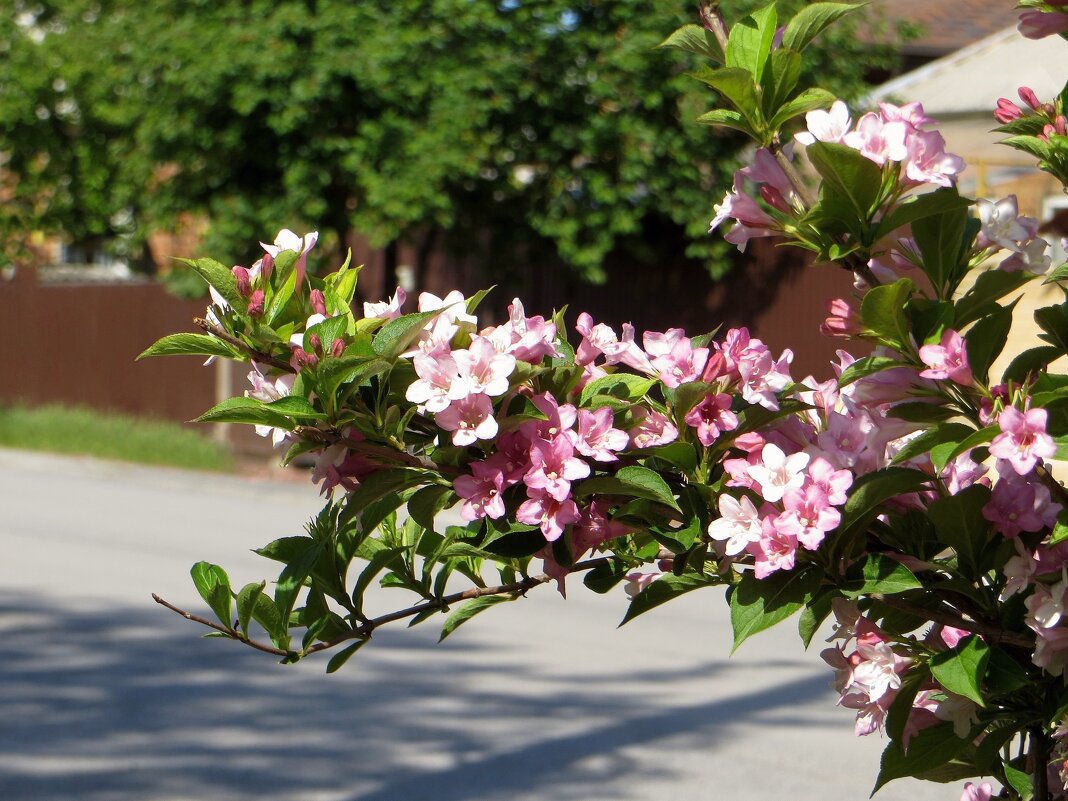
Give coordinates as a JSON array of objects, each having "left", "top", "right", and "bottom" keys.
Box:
[{"left": 0, "top": 449, "right": 952, "bottom": 800}]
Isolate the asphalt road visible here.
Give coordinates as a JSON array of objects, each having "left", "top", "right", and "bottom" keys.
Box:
[{"left": 0, "top": 448, "right": 954, "bottom": 801}]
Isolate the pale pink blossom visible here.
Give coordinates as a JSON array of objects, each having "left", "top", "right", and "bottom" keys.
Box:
[
  {"left": 572, "top": 408, "right": 629, "bottom": 462},
  {"left": 624, "top": 570, "right": 662, "bottom": 599},
  {"left": 1019, "top": 10, "right": 1068, "bottom": 39},
  {"left": 628, "top": 409, "right": 679, "bottom": 449},
  {"left": 748, "top": 514, "right": 799, "bottom": 578},
  {"left": 960, "top": 782, "right": 993, "bottom": 801},
  {"left": 843, "top": 113, "right": 908, "bottom": 165},
  {"left": 747, "top": 443, "right": 809, "bottom": 503},
  {"left": 453, "top": 336, "right": 517, "bottom": 398},
  {"left": 989, "top": 407, "right": 1057, "bottom": 475},
  {"left": 805, "top": 457, "right": 853, "bottom": 506},
  {"left": 794, "top": 100, "right": 851, "bottom": 146},
  {"left": 260, "top": 229, "right": 318, "bottom": 288},
  {"left": 516, "top": 489, "right": 582, "bottom": 542},
  {"left": 977, "top": 196, "right": 1031, "bottom": 250},
  {"left": 405, "top": 351, "right": 464, "bottom": 413},
  {"left": 918, "top": 329, "right": 972, "bottom": 385},
  {"left": 778, "top": 484, "right": 840, "bottom": 550},
  {"left": 435, "top": 394, "right": 498, "bottom": 446},
  {"left": 707, "top": 494, "right": 763, "bottom": 556},
  {"left": 524, "top": 435, "right": 590, "bottom": 501},
  {"left": 364, "top": 287, "right": 406, "bottom": 320},
  {"left": 644, "top": 329, "right": 709, "bottom": 387},
  {"left": 454, "top": 462, "right": 507, "bottom": 521},
  {"left": 903, "top": 129, "right": 965, "bottom": 187},
  {"left": 493, "top": 299, "right": 561, "bottom": 363}
]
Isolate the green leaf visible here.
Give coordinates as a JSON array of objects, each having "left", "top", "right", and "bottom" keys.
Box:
[
  {"left": 874, "top": 722, "right": 973, "bottom": 793},
  {"left": 730, "top": 567, "right": 821, "bottom": 652},
  {"left": 1044, "top": 261, "right": 1068, "bottom": 285},
  {"left": 838, "top": 356, "right": 908, "bottom": 387},
  {"left": 985, "top": 646, "right": 1032, "bottom": 695},
  {"left": 407, "top": 484, "right": 455, "bottom": 533},
  {"left": 583, "top": 560, "right": 630, "bottom": 594},
  {"left": 937, "top": 425, "right": 998, "bottom": 469},
  {"left": 265, "top": 266, "right": 298, "bottom": 326},
  {"left": 658, "top": 23, "right": 723, "bottom": 62},
  {"left": 767, "top": 87, "right": 835, "bottom": 130},
  {"left": 252, "top": 594, "right": 284, "bottom": 642},
  {"left": 372, "top": 309, "right": 444, "bottom": 359},
  {"left": 695, "top": 108, "right": 752, "bottom": 134},
  {"left": 1003, "top": 763, "right": 1033, "bottom": 801},
  {"left": 575, "top": 465, "right": 680, "bottom": 511},
  {"left": 891, "top": 423, "right": 974, "bottom": 466},
  {"left": 838, "top": 467, "right": 931, "bottom": 538},
  {"left": 689, "top": 66, "right": 764, "bottom": 131},
  {"left": 781, "top": 2, "right": 863, "bottom": 51},
  {"left": 264, "top": 396, "right": 327, "bottom": 420},
  {"left": 798, "top": 588, "right": 836, "bottom": 648},
  {"left": 840, "top": 554, "right": 922, "bottom": 598},
  {"left": 465, "top": 286, "right": 495, "bottom": 315},
  {"left": 964, "top": 300, "right": 1015, "bottom": 384},
  {"left": 927, "top": 485, "right": 993, "bottom": 579},
  {"left": 725, "top": 5, "right": 777, "bottom": 83},
  {"left": 136, "top": 333, "right": 239, "bottom": 361},
  {"left": 930, "top": 635, "right": 990, "bottom": 707},
  {"left": 236, "top": 581, "right": 266, "bottom": 639},
  {"left": 325, "top": 640, "right": 367, "bottom": 674},
  {"left": 1003, "top": 345, "right": 1064, "bottom": 384},
  {"left": 639, "top": 442, "right": 698, "bottom": 473},
  {"left": 580, "top": 373, "right": 657, "bottom": 407},
  {"left": 274, "top": 543, "right": 323, "bottom": 634},
  {"left": 440, "top": 595, "right": 514, "bottom": 641},
  {"left": 887, "top": 402, "right": 959, "bottom": 424},
  {"left": 340, "top": 468, "right": 431, "bottom": 525},
  {"left": 1035, "top": 302, "right": 1068, "bottom": 354},
  {"left": 193, "top": 397, "right": 293, "bottom": 429},
  {"left": 762, "top": 48, "right": 801, "bottom": 117},
  {"left": 1001, "top": 134, "right": 1054, "bottom": 162},
  {"left": 875, "top": 188, "right": 974, "bottom": 241},
  {"left": 807, "top": 141, "right": 884, "bottom": 222},
  {"left": 190, "top": 561, "right": 232, "bottom": 627},
  {"left": 911, "top": 204, "right": 972, "bottom": 294},
  {"left": 954, "top": 269, "right": 1034, "bottom": 328},
  {"left": 621, "top": 572, "right": 721, "bottom": 625},
  {"left": 179, "top": 257, "right": 246, "bottom": 311},
  {"left": 859, "top": 278, "right": 914, "bottom": 349}
]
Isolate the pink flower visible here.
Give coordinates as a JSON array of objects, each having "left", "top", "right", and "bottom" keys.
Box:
[
  {"left": 903, "top": 129, "right": 964, "bottom": 188},
  {"left": 710, "top": 174, "right": 779, "bottom": 253},
  {"left": 959, "top": 782, "right": 993, "bottom": 801},
  {"left": 806, "top": 457, "right": 853, "bottom": 506},
  {"left": 364, "top": 287, "right": 406, "bottom": 320},
  {"left": 520, "top": 393, "right": 577, "bottom": 442},
  {"left": 918, "top": 329, "right": 972, "bottom": 385},
  {"left": 994, "top": 97, "right": 1024, "bottom": 124},
  {"left": 435, "top": 394, "right": 498, "bottom": 446},
  {"left": 707, "top": 494, "right": 762, "bottom": 556},
  {"left": 524, "top": 435, "right": 590, "bottom": 501},
  {"left": 572, "top": 499, "right": 633, "bottom": 554},
  {"left": 778, "top": 483, "right": 840, "bottom": 550},
  {"left": 843, "top": 113, "right": 908, "bottom": 165},
  {"left": 684, "top": 393, "right": 738, "bottom": 446},
  {"left": 624, "top": 570, "right": 662, "bottom": 599},
  {"left": 747, "top": 514, "right": 799, "bottom": 578},
  {"left": 454, "top": 462, "right": 507, "bottom": 521},
  {"left": 516, "top": 489, "right": 582, "bottom": 542},
  {"left": 628, "top": 409, "right": 679, "bottom": 449},
  {"left": 989, "top": 406, "right": 1057, "bottom": 475},
  {"left": 405, "top": 351, "right": 463, "bottom": 413},
  {"left": 453, "top": 336, "right": 517, "bottom": 398},
  {"left": 644, "top": 329, "right": 709, "bottom": 388},
  {"left": 572, "top": 408, "right": 629, "bottom": 462},
  {"left": 820, "top": 297, "right": 862, "bottom": 338},
  {"left": 977, "top": 196, "right": 1030, "bottom": 250},
  {"left": 747, "top": 443, "right": 809, "bottom": 503},
  {"left": 492, "top": 298, "right": 561, "bottom": 363},
  {"left": 982, "top": 470, "right": 1056, "bottom": 538}
]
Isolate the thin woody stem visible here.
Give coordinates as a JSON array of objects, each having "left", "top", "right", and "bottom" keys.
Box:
[
  {"left": 194, "top": 317, "right": 293, "bottom": 373},
  {"left": 153, "top": 555, "right": 625, "bottom": 659},
  {"left": 876, "top": 595, "right": 1033, "bottom": 649}
]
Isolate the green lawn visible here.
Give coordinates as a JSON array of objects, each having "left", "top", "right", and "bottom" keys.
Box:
[{"left": 0, "top": 403, "right": 234, "bottom": 472}]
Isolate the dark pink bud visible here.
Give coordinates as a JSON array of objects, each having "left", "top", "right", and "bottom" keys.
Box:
[
  {"left": 657, "top": 558, "right": 674, "bottom": 573},
  {"left": 247, "top": 289, "right": 265, "bottom": 318},
  {"left": 1057, "top": 115, "right": 1068, "bottom": 136},
  {"left": 995, "top": 98, "right": 1023, "bottom": 124},
  {"left": 232, "top": 266, "right": 251, "bottom": 297},
  {"left": 1040, "top": 124, "right": 1056, "bottom": 142},
  {"left": 701, "top": 350, "right": 727, "bottom": 383},
  {"left": 260, "top": 252, "right": 274, "bottom": 281},
  {"left": 309, "top": 289, "right": 327, "bottom": 316},
  {"left": 759, "top": 184, "right": 791, "bottom": 214},
  {"left": 293, "top": 348, "right": 318, "bottom": 369},
  {"left": 331, "top": 338, "right": 345, "bottom": 358},
  {"left": 820, "top": 297, "right": 862, "bottom": 338},
  {"left": 1019, "top": 86, "right": 1042, "bottom": 110},
  {"left": 308, "top": 334, "right": 323, "bottom": 355}
]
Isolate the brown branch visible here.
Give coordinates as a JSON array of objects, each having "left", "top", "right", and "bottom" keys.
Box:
[
  {"left": 154, "top": 554, "right": 644, "bottom": 660},
  {"left": 194, "top": 317, "right": 293, "bottom": 373},
  {"left": 152, "top": 593, "right": 294, "bottom": 657},
  {"left": 876, "top": 594, "right": 1034, "bottom": 649},
  {"left": 1031, "top": 725, "right": 1050, "bottom": 801}
]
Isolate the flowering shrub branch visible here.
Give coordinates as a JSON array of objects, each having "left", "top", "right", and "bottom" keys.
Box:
[{"left": 142, "top": 2, "right": 1068, "bottom": 798}]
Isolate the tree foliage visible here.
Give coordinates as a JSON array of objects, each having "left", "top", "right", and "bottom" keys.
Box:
[{"left": 0, "top": 0, "right": 897, "bottom": 284}]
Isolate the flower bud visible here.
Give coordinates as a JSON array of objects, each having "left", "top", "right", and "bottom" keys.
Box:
[
  {"left": 232, "top": 266, "right": 251, "bottom": 297},
  {"left": 309, "top": 289, "right": 327, "bottom": 316},
  {"left": 994, "top": 98, "right": 1023, "bottom": 124},
  {"left": 759, "top": 184, "right": 791, "bottom": 214},
  {"left": 1019, "top": 86, "right": 1042, "bottom": 110},
  {"left": 701, "top": 350, "right": 727, "bottom": 383},
  {"left": 820, "top": 297, "right": 862, "bottom": 338},
  {"left": 259, "top": 252, "right": 274, "bottom": 281},
  {"left": 247, "top": 289, "right": 265, "bottom": 318},
  {"left": 1056, "top": 115, "right": 1068, "bottom": 136},
  {"left": 308, "top": 334, "right": 323, "bottom": 356},
  {"left": 331, "top": 338, "right": 345, "bottom": 358},
  {"left": 292, "top": 347, "right": 318, "bottom": 369}
]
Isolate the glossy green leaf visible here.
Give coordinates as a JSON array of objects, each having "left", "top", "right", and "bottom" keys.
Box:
[
  {"left": 807, "top": 141, "right": 883, "bottom": 221},
  {"left": 859, "top": 278, "right": 914, "bottom": 349},
  {"left": 730, "top": 567, "right": 821, "bottom": 652},
  {"left": 927, "top": 485, "right": 993, "bottom": 579},
  {"left": 440, "top": 595, "right": 514, "bottom": 641},
  {"left": 658, "top": 23, "right": 723, "bottom": 62},
  {"left": 372, "top": 309, "right": 444, "bottom": 359},
  {"left": 136, "top": 333, "right": 239, "bottom": 361},
  {"left": 781, "top": 2, "right": 863, "bottom": 51},
  {"left": 840, "top": 554, "right": 922, "bottom": 598},
  {"left": 622, "top": 572, "right": 721, "bottom": 626},
  {"left": 930, "top": 635, "right": 990, "bottom": 707}
]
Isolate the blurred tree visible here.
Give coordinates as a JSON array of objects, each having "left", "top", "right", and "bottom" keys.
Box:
[{"left": 0, "top": 0, "right": 898, "bottom": 289}]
